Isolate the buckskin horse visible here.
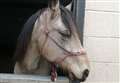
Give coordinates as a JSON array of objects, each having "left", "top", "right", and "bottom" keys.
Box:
[{"left": 14, "top": 0, "right": 90, "bottom": 82}]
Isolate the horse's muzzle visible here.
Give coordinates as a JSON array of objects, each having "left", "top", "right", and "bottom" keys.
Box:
[{"left": 69, "top": 69, "right": 89, "bottom": 82}]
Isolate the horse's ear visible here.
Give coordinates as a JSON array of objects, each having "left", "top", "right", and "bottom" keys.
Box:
[
  {"left": 49, "top": 0, "right": 60, "bottom": 19},
  {"left": 65, "top": 2, "right": 72, "bottom": 11}
]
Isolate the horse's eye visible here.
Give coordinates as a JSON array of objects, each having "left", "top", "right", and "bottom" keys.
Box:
[{"left": 59, "top": 30, "right": 71, "bottom": 38}]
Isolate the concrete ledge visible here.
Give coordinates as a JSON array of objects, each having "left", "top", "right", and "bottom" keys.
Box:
[{"left": 0, "top": 74, "right": 69, "bottom": 83}]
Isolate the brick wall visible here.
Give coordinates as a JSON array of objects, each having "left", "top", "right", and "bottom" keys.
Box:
[{"left": 83, "top": 0, "right": 119, "bottom": 83}]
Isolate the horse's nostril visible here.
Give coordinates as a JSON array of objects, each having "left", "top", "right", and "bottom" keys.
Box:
[
  {"left": 83, "top": 69, "right": 89, "bottom": 78},
  {"left": 80, "top": 69, "right": 89, "bottom": 82}
]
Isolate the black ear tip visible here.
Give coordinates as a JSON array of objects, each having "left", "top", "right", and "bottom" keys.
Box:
[
  {"left": 48, "top": 0, "right": 72, "bottom": 7},
  {"left": 48, "top": 0, "right": 59, "bottom": 8},
  {"left": 60, "top": 0, "right": 72, "bottom": 6}
]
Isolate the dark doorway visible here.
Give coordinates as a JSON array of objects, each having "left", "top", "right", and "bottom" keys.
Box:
[{"left": 0, "top": 0, "right": 72, "bottom": 73}]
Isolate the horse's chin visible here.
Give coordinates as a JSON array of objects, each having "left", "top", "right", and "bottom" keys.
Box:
[
  {"left": 70, "top": 79, "right": 87, "bottom": 83},
  {"left": 70, "top": 80, "right": 81, "bottom": 83}
]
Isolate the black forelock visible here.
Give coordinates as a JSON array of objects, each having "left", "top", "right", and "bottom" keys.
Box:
[{"left": 60, "top": 6, "right": 76, "bottom": 31}]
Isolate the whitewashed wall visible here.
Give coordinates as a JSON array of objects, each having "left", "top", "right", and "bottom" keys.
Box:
[
  {"left": 0, "top": 74, "right": 69, "bottom": 83},
  {"left": 83, "top": 0, "right": 119, "bottom": 83}
]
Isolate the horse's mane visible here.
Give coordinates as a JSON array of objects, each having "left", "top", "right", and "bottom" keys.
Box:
[{"left": 14, "top": 10, "right": 42, "bottom": 62}]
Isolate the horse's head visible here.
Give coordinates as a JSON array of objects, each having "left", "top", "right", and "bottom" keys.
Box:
[{"left": 35, "top": 0, "right": 90, "bottom": 82}]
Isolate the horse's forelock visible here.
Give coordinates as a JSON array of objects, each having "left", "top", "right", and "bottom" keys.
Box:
[
  {"left": 60, "top": 6, "right": 80, "bottom": 39},
  {"left": 60, "top": 6, "right": 76, "bottom": 33}
]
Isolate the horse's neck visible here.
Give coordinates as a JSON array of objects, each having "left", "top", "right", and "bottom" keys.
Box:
[
  {"left": 14, "top": 56, "right": 51, "bottom": 75},
  {"left": 14, "top": 41, "right": 51, "bottom": 75}
]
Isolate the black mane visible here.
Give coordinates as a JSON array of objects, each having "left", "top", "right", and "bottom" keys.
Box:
[{"left": 14, "top": 10, "right": 42, "bottom": 62}]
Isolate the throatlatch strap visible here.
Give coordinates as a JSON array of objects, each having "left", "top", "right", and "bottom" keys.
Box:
[{"left": 51, "top": 63, "right": 57, "bottom": 81}]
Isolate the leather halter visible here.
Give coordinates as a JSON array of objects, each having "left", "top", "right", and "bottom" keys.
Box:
[
  {"left": 40, "top": 9, "right": 85, "bottom": 81},
  {"left": 41, "top": 27, "right": 85, "bottom": 81}
]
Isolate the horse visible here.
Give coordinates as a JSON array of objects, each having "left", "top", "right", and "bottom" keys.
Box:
[{"left": 14, "top": 0, "right": 90, "bottom": 82}]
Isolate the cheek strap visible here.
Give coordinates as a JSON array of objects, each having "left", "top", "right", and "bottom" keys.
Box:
[{"left": 42, "top": 24, "right": 86, "bottom": 82}]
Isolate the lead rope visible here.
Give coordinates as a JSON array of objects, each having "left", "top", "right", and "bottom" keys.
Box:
[{"left": 51, "top": 63, "right": 57, "bottom": 81}]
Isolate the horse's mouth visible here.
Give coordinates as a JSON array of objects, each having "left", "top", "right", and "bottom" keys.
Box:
[{"left": 69, "top": 75, "right": 87, "bottom": 82}]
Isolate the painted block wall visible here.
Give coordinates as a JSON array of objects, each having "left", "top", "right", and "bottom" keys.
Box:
[
  {"left": 83, "top": 0, "right": 119, "bottom": 83},
  {"left": 0, "top": 74, "right": 69, "bottom": 83}
]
